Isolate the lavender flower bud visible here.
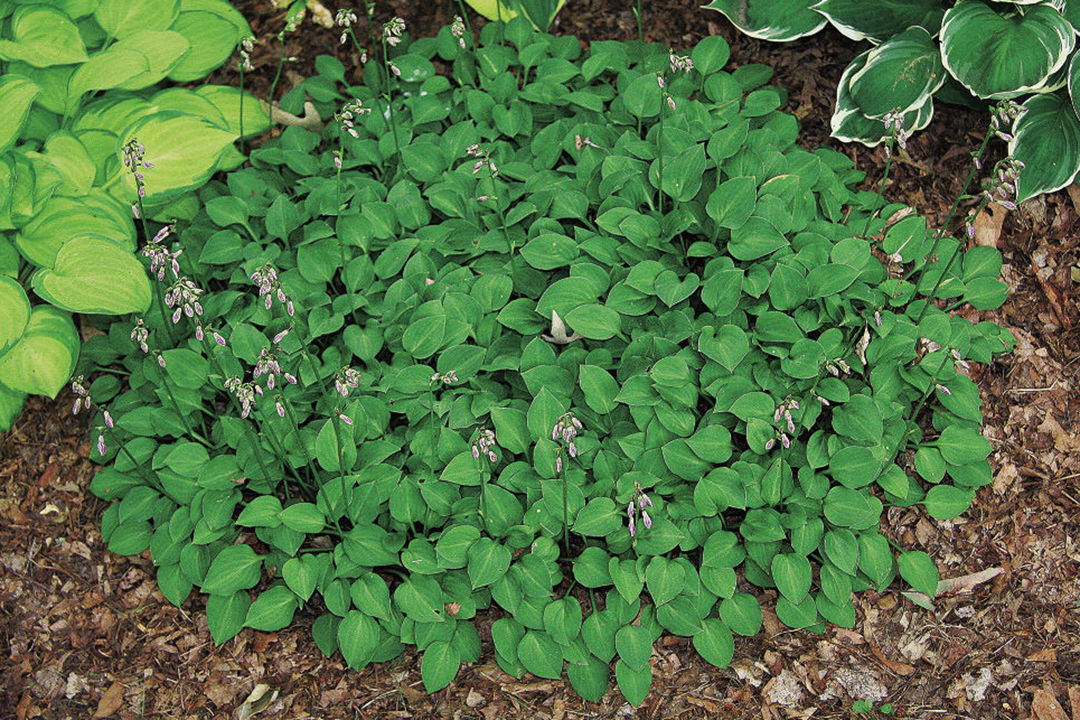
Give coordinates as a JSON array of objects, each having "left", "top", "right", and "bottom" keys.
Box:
[
  {"left": 96, "top": 433, "right": 107, "bottom": 456},
  {"left": 103, "top": 410, "right": 114, "bottom": 429},
  {"left": 642, "top": 511, "right": 652, "bottom": 529}
]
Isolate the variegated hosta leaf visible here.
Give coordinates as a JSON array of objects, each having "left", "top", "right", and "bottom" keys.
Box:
[
  {"left": 0, "top": 276, "right": 31, "bottom": 358},
  {"left": 1070, "top": 52, "right": 1080, "bottom": 119},
  {"left": 1008, "top": 91, "right": 1080, "bottom": 202},
  {"left": 812, "top": 0, "right": 945, "bottom": 43},
  {"left": 831, "top": 50, "right": 935, "bottom": 146},
  {"left": 14, "top": 191, "right": 135, "bottom": 268},
  {"left": 940, "top": 1, "right": 1076, "bottom": 99},
  {"left": 849, "top": 26, "right": 946, "bottom": 117},
  {"left": 31, "top": 234, "right": 152, "bottom": 315},
  {"left": 702, "top": 0, "right": 827, "bottom": 42},
  {"left": 0, "top": 5, "right": 89, "bottom": 68},
  {"left": 117, "top": 112, "right": 238, "bottom": 205},
  {"left": 0, "top": 306, "right": 78, "bottom": 398},
  {"left": 0, "top": 75, "right": 39, "bottom": 153},
  {"left": 0, "top": 381, "right": 26, "bottom": 433}
]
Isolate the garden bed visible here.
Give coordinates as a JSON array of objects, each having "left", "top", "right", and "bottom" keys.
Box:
[{"left": 2, "top": 1, "right": 1079, "bottom": 719}]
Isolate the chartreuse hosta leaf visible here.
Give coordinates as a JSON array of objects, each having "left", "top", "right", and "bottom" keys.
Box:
[
  {"left": 940, "top": 1, "right": 1075, "bottom": 99},
  {"left": 94, "top": 0, "right": 180, "bottom": 39},
  {"left": 0, "top": 5, "right": 89, "bottom": 67},
  {"left": 32, "top": 234, "right": 152, "bottom": 315},
  {"left": 193, "top": 86, "right": 273, "bottom": 140},
  {"left": 118, "top": 113, "right": 237, "bottom": 205},
  {"left": 15, "top": 192, "right": 135, "bottom": 267},
  {"left": 0, "top": 277, "right": 31, "bottom": 359},
  {"left": 463, "top": 0, "right": 568, "bottom": 29},
  {"left": 167, "top": 11, "right": 243, "bottom": 83},
  {"left": 1008, "top": 92, "right": 1080, "bottom": 202},
  {"left": 812, "top": 0, "right": 946, "bottom": 43},
  {"left": 703, "top": 0, "right": 827, "bottom": 41},
  {"left": 0, "top": 75, "right": 39, "bottom": 153},
  {"left": 0, "top": 306, "right": 77, "bottom": 397}
]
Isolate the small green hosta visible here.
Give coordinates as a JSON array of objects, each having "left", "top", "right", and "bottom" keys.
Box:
[
  {"left": 87, "top": 17, "right": 1012, "bottom": 706},
  {"left": 0, "top": 0, "right": 267, "bottom": 430},
  {"left": 705, "top": 0, "right": 1080, "bottom": 201}
]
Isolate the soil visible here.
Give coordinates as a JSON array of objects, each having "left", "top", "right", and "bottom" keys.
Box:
[{"left": 4, "top": 2, "right": 1080, "bottom": 719}]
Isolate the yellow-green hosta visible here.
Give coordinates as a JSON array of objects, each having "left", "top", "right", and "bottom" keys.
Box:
[{"left": 463, "top": 0, "right": 568, "bottom": 29}]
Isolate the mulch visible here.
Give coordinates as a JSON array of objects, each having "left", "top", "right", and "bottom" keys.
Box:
[{"left": 3, "top": 1, "right": 1079, "bottom": 718}]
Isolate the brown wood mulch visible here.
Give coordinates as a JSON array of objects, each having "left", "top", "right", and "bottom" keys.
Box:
[{"left": 3, "top": 1, "right": 1079, "bottom": 718}]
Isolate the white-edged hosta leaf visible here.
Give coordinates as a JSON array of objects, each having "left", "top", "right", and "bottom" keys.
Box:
[
  {"left": 167, "top": 11, "right": 241, "bottom": 82},
  {"left": 118, "top": 112, "right": 237, "bottom": 204},
  {"left": 0, "top": 75, "right": 40, "bottom": 153},
  {"left": 31, "top": 234, "right": 152, "bottom": 315},
  {"left": 193, "top": 85, "right": 273, "bottom": 139},
  {"left": 0, "top": 306, "right": 78, "bottom": 397},
  {"left": 812, "top": 0, "right": 945, "bottom": 43},
  {"left": 0, "top": 5, "right": 89, "bottom": 67},
  {"left": 94, "top": 0, "right": 180, "bottom": 39},
  {"left": 1069, "top": 52, "right": 1080, "bottom": 120},
  {"left": 1008, "top": 91, "right": 1080, "bottom": 202},
  {"left": 849, "top": 26, "right": 946, "bottom": 117},
  {"left": 702, "top": 0, "right": 827, "bottom": 41},
  {"left": 831, "top": 50, "right": 935, "bottom": 146},
  {"left": 940, "top": 1, "right": 1075, "bottom": 99},
  {"left": 0, "top": 277, "right": 31, "bottom": 358},
  {"left": 15, "top": 192, "right": 135, "bottom": 267}
]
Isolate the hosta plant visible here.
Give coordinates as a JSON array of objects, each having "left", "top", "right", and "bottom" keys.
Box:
[
  {"left": 0, "top": 0, "right": 270, "bottom": 430},
  {"left": 704, "top": 0, "right": 1080, "bottom": 201},
  {"left": 82, "top": 17, "right": 1013, "bottom": 705}
]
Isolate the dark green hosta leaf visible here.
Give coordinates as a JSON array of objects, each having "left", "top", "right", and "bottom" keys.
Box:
[
  {"left": 518, "top": 630, "right": 564, "bottom": 679},
  {"left": 544, "top": 596, "right": 582, "bottom": 645},
  {"left": 245, "top": 585, "right": 298, "bottom": 631},
  {"left": 564, "top": 304, "right": 621, "bottom": 340},
  {"left": 645, "top": 556, "right": 684, "bottom": 606},
  {"left": 719, "top": 592, "right": 762, "bottom": 636},
  {"left": 421, "top": 641, "right": 461, "bottom": 692},
  {"left": 201, "top": 544, "right": 262, "bottom": 596},
  {"left": 567, "top": 655, "right": 609, "bottom": 702},
  {"left": 520, "top": 233, "right": 578, "bottom": 270},
  {"left": 848, "top": 26, "right": 945, "bottom": 118},
  {"left": 941, "top": 2, "right": 1074, "bottom": 100},
  {"left": 693, "top": 618, "right": 734, "bottom": 668},
  {"left": 206, "top": 591, "right": 249, "bottom": 645},
  {"left": 573, "top": 497, "right": 622, "bottom": 536},
  {"left": 815, "top": 0, "right": 946, "bottom": 43},
  {"left": 933, "top": 425, "right": 991, "bottom": 466},
  {"left": 923, "top": 485, "right": 974, "bottom": 520},
  {"left": 692, "top": 35, "right": 731, "bottom": 76},
  {"left": 857, "top": 532, "right": 895, "bottom": 591},
  {"left": 776, "top": 595, "right": 819, "bottom": 629},
  {"left": 467, "top": 537, "right": 511, "bottom": 588},
  {"left": 1009, "top": 92, "right": 1080, "bottom": 202},
  {"left": 338, "top": 610, "right": 380, "bottom": 669},
  {"left": 823, "top": 486, "right": 882, "bottom": 529},
  {"left": 898, "top": 550, "right": 939, "bottom": 598},
  {"left": 703, "top": 0, "right": 826, "bottom": 41},
  {"left": 771, "top": 553, "right": 812, "bottom": 604}
]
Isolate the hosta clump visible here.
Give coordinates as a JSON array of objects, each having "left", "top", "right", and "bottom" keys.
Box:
[
  {"left": 83, "top": 17, "right": 1013, "bottom": 706},
  {"left": 705, "top": 0, "right": 1080, "bottom": 201}
]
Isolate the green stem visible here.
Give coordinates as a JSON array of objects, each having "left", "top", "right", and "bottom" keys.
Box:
[
  {"left": 298, "top": 350, "right": 351, "bottom": 526},
  {"left": 635, "top": 0, "right": 644, "bottom": 42},
  {"left": 657, "top": 90, "right": 666, "bottom": 216},
  {"left": 158, "top": 372, "right": 203, "bottom": 443},
  {"left": 486, "top": 171, "right": 512, "bottom": 255},
  {"left": 238, "top": 64, "right": 245, "bottom": 155},
  {"left": 560, "top": 450, "right": 570, "bottom": 557},
  {"left": 856, "top": 140, "right": 894, "bottom": 241},
  {"left": 381, "top": 34, "right": 402, "bottom": 176},
  {"left": 266, "top": 38, "right": 287, "bottom": 131}
]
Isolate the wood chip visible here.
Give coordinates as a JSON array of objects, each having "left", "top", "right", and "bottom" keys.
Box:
[
  {"left": 870, "top": 645, "right": 916, "bottom": 676},
  {"left": 1027, "top": 648, "right": 1058, "bottom": 663},
  {"left": 94, "top": 681, "right": 125, "bottom": 718},
  {"left": 1033, "top": 688, "right": 1070, "bottom": 720},
  {"left": 1068, "top": 686, "right": 1080, "bottom": 720}
]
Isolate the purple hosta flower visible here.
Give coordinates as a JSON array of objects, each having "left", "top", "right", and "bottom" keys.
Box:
[
  {"left": 555, "top": 453, "right": 564, "bottom": 474},
  {"left": 131, "top": 203, "right": 140, "bottom": 219},
  {"left": 918, "top": 337, "right": 942, "bottom": 355},
  {"left": 764, "top": 437, "right": 776, "bottom": 452},
  {"left": 336, "top": 98, "right": 371, "bottom": 139},
  {"left": 813, "top": 391, "right": 830, "bottom": 407},
  {"left": 251, "top": 264, "right": 294, "bottom": 315},
  {"left": 989, "top": 99, "right": 1022, "bottom": 142},
  {"left": 122, "top": 139, "right": 152, "bottom": 197},
  {"left": 96, "top": 432, "right": 107, "bottom": 457},
  {"left": 131, "top": 319, "right": 149, "bottom": 352},
  {"left": 951, "top": 349, "right": 971, "bottom": 372},
  {"left": 669, "top": 51, "right": 693, "bottom": 74},
  {"left": 254, "top": 348, "right": 284, "bottom": 389},
  {"left": 141, "top": 225, "right": 182, "bottom": 281},
  {"left": 71, "top": 376, "right": 90, "bottom": 415},
  {"left": 156, "top": 352, "right": 167, "bottom": 368},
  {"left": 642, "top": 510, "right": 652, "bottom": 530},
  {"left": 657, "top": 73, "right": 665, "bottom": 89},
  {"left": 383, "top": 17, "right": 405, "bottom": 46},
  {"left": 337, "top": 410, "right": 353, "bottom": 426},
  {"left": 552, "top": 412, "right": 583, "bottom": 446},
  {"left": 276, "top": 399, "right": 286, "bottom": 418},
  {"left": 627, "top": 501, "right": 636, "bottom": 537},
  {"left": 102, "top": 409, "right": 114, "bottom": 429},
  {"left": 225, "top": 376, "right": 262, "bottom": 419},
  {"left": 466, "top": 144, "right": 481, "bottom": 156},
  {"left": 333, "top": 150, "right": 343, "bottom": 169},
  {"left": 983, "top": 156, "right": 1024, "bottom": 211},
  {"left": 441, "top": 370, "right": 458, "bottom": 385},
  {"left": 239, "top": 36, "right": 256, "bottom": 71},
  {"left": 472, "top": 427, "right": 498, "bottom": 463},
  {"left": 773, "top": 397, "right": 799, "bottom": 435},
  {"left": 451, "top": 15, "right": 467, "bottom": 48},
  {"left": 389, "top": 61, "right": 401, "bottom": 77},
  {"left": 335, "top": 9, "right": 357, "bottom": 28},
  {"left": 935, "top": 383, "right": 952, "bottom": 396},
  {"left": 666, "top": 95, "right": 677, "bottom": 111},
  {"left": 197, "top": 324, "right": 227, "bottom": 346},
  {"left": 164, "top": 277, "right": 205, "bottom": 324},
  {"left": 881, "top": 110, "right": 910, "bottom": 155},
  {"left": 335, "top": 366, "right": 361, "bottom": 398},
  {"left": 638, "top": 492, "right": 652, "bottom": 509},
  {"left": 273, "top": 325, "right": 292, "bottom": 345},
  {"left": 466, "top": 145, "right": 498, "bottom": 177},
  {"left": 781, "top": 433, "right": 791, "bottom": 449},
  {"left": 477, "top": 195, "right": 494, "bottom": 203}
]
